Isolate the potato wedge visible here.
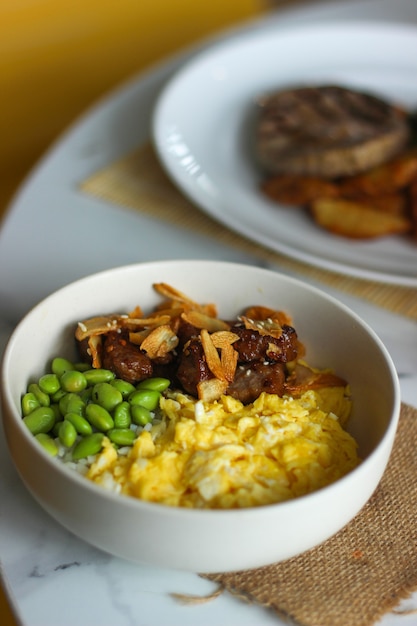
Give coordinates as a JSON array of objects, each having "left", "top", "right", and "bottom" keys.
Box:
[
  {"left": 337, "top": 191, "right": 408, "bottom": 215},
  {"left": 261, "top": 174, "right": 339, "bottom": 206},
  {"left": 310, "top": 198, "right": 411, "bottom": 239},
  {"left": 339, "top": 151, "right": 417, "bottom": 196}
]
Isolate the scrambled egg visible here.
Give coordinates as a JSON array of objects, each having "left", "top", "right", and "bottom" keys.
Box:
[{"left": 86, "top": 386, "right": 360, "bottom": 509}]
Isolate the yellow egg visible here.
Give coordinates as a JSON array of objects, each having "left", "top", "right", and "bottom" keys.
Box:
[{"left": 86, "top": 385, "right": 360, "bottom": 509}]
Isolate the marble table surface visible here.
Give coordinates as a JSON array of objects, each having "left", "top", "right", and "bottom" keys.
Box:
[{"left": 1, "top": 1, "right": 417, "bottom": 624}]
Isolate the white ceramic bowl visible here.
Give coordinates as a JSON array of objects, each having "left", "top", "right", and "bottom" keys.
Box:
[{"left": 1, "top": 261, "right": 400, "bottom": 573}]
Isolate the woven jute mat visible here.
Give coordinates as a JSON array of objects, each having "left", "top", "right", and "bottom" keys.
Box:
[
  {"left": 80, "top": 143, "right": 417, "bottom": 321},
  {"left": 200, "top": 403, "right": 417, "bottom": 626}
]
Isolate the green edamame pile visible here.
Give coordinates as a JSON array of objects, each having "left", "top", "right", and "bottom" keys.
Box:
[{"left": 21, "top": 356, "right": 170, "bottom": 460}]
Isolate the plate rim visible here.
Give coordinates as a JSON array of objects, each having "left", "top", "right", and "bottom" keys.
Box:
[{"left": 152, "top": 20, "right": 417, "bottom": 287}]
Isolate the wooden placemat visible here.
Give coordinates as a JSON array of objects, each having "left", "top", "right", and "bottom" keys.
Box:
[
  {"left": 202, "top": 403, "right": 417, "bottom": 626},
  {"left": 80, "top": 143, "right": 417, "bottom": 321}
]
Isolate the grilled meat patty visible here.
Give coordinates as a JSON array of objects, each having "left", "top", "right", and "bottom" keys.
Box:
[{"left": 255, "top": 85, "right": 410, "bottom": 178}]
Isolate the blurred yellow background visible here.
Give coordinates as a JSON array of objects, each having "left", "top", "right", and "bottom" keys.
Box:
[
  {"left": 0, "top": 0, "right": 273, "bottom": 223},
  {"left": 0, "top": 0, "right": 270, "bottom": 620}
]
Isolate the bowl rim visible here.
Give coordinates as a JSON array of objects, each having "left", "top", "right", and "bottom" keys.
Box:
[{"left": 1, "top": 260, "right": 402, "bottom": 518}]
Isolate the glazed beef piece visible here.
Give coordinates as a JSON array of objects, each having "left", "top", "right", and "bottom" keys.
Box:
[
  {"left": 175, "top": 318, "right": 201, "bottom": 350},
  {"left": 227, "top": 362, "right": 286, "bottom": 405},
  {"left": 101, "top": 331, "right": 153, "bottom": 384},
  {"left": 75, "top": 312, "right": 299, "bottom": 403},
  {"left": 231, "top": 324, "right": 298, "bottom": 363},
  {"left": 175, "top": 326, "right": 294, "bottom": 403},
  {"left": 175, "top": 338, "right": 212, "bottom": 397}
]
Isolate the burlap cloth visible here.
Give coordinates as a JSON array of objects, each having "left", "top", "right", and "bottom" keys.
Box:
[{"left": 80, "top": 143, "right": 417, "bottom": 625}]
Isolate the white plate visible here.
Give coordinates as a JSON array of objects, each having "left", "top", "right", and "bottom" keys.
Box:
[{"left": 153, "top": 22, "right": 417, "bottom": 286}]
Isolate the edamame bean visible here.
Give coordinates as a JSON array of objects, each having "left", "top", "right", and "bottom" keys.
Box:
[
  {"left": 60, "top": 370, "right": 87, "bottom": 393},
  {"left": 136, "top": 377, "right": 170, "bottom": 392},
  {"left": 35, "top": 433, "right": 58, "bottom": 456},
  {"left": 85, "top": 403, "right": 114, "bottom": 432},
  {"left": 65, "top": 412, "right": 93, "bottom": 436},
  {"left": 91, "top": 382, "right": 123, "bottom": 412},
  {"left": 131, "top": 404, "right": 152, "bottom": 426},
  {"left": 59, "top": 392, "right": 83, "bottom": 417},
  {"left": 22, "top": 357, "right": 173, "bottom": 459},
  {"left": 72, "top": 433, "right": 104, "bottom": 460},
  {"left": 23, "top": 406, "right": 55, "bottom": 435},
  {"left": 38, "top": 373, "right": 61, "bottom": 396},
  {"left": 129, "top": 389, "right": 160, "bottom": 411},
  {"left": 110, "top": 378, "right": 136, "bottom": 398},
  {"left": 51, "top": 357, "right": 75, "bottom": 377},
  {"left": 21, "top": 392, "right": 40, "bottom": 416},
  {"left": 66, "top": 394, "right": 86, "bottom": 416},
  {"left": 51, "top": 388, "right": 67, "bottom": 402},
  {"left": 107, "top": 428, "right": 136, "bottom": 446},
  {"left": 59, "top": 419, "right": 78, "bottom": 448},
  {"left": 79, "top": 387, "right": 93, "bottom": 404},
  {"left": 83, "top": 368, "right": 115, "bottom": 385},
  {"left": 113, "top": 401, "right": 132, "bottom": 429},
  {"left": 28, "top": 383, "right": 50, "bottom": 407}
]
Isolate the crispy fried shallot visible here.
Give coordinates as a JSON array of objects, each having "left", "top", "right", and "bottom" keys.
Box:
[
  {"left": 75, "top": 283, "right": 346, "bottom": 404},
  {"left": 243, "top": 306, "right": 293, "bottom": 326},
  {"left": 153, "top": 283, "right": 217, "bottom": 317},
  {"left": 285, "top": 363, "right": 347, "bottom": 395}
]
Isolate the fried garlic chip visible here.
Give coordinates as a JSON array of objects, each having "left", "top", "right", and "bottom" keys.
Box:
[
  {"left": 87, "top": 335, "right": 102, "bottom": 369},
  {"left": 153, "top": 283, "right": 217, "bottom": 317},
  {"left": 200, "top": 329, "right": 225, "bottom": 381},
  {"left": 211, "top": 331, "right": 240, "bottom": 383},
  {"left": 197, "top": 378, "right": 229, "bottom": 403},
  {"left": 210, "top": 331, "right": 240, "bottom": 348},
  {"left": 240, "top": 315, "right": 283, "bottom": 339},
  {"left": 181, "top": 310, "right": 230, "bottom": 332},
  {"left": 120, "top": 314, "right": 172, "bottom": 331},
  {"left": 139, "top": 325, "right": 179, "bottom": 359},
  {"left": 244, "top": 306, "right": 292, "bottom": 326},
  {"left": 75, "top": 315, "right": 124, "bottom": 341}
]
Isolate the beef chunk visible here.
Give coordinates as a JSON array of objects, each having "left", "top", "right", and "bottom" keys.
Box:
[
  {"left": 227, "top": 362, "right": 286, "bottom": 404},
  {"left": 231, "top": 324, "right": 298, "bottom": 363},
  {"left": 101, "top": 331, "right": 153, "bottom": 384},
  {"left": 176, "top": 338, "right": 212, "bottom": 397}
]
